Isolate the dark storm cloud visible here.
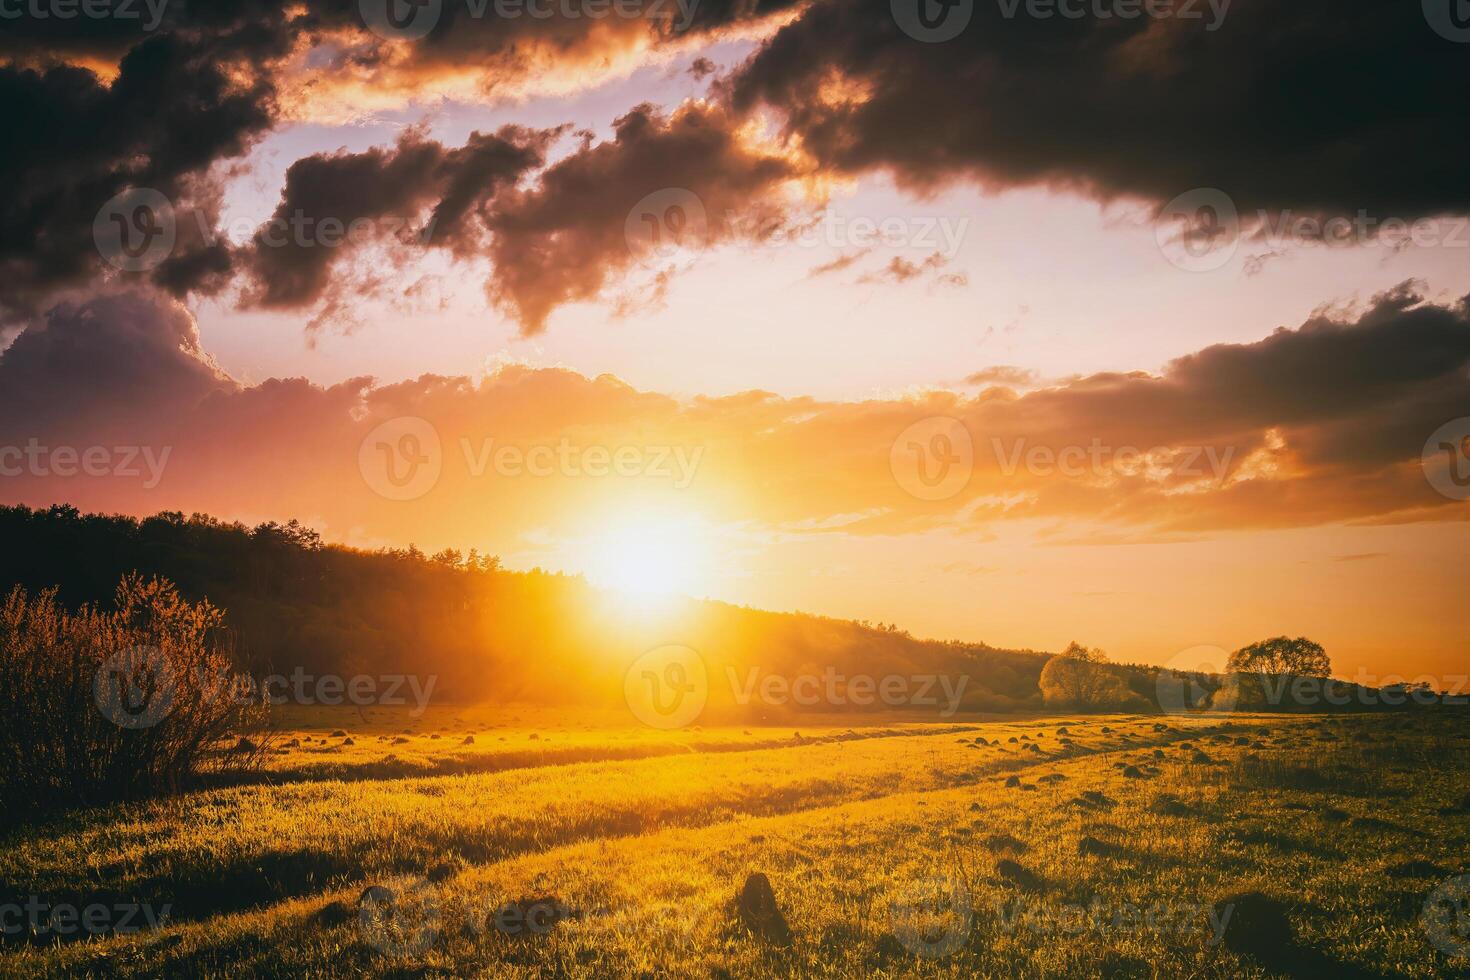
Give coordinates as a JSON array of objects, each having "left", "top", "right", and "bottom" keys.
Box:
[
  {"left": 0, "top": 32, "right": 276, "bottom": 322},
  {"left": 0, "top": 290, "right": 233, "bottom": 443},
  {"left": 239, "top": 127, "right": 554, "bottom": 313},
  {"left": 481, "top": 102, "right": 801, "bottom": 332},
  {"left": 730, "top": 0, "right": 1470, "bottom": 221}
]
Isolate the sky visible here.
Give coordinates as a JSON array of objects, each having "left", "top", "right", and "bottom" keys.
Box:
[{"left": 2, "top": 0, "right": 1468, "bottom": 682}]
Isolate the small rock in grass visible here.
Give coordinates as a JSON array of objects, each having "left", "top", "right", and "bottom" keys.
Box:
[
  {"left": 735, "top": 873, "right": 792, "bottom": 945},
  {"left": 995, "top": 859, "right": 1042, "bottom": 891},
  {"left": 1211, "top": 893, "right": 1295, "bottom": 960},
  {"left": 313, "top": 900, "right": 354, "bottom": 927},
  {"left": 1004, "top": 775, "right": 1022, "bottom": 788},
  {"left": 1077, "top": 835, "right": 1117, "bottom": 857},
  {"left": 462, "top": 735, "right": 475, "bottom": 745},
  {"left": 1149, "top": 795, "right": 1190, "bottom": 817},
  {"left": 1122, "top": 765, "right": 1145, "bottom": 778},
  {"left": 330, "top": 729, "right": 347, "bottom": 737}
]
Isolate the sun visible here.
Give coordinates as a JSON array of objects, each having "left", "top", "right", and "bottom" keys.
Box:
[{"left": 581, "top": 511, "right": 707, "bottom": 604}]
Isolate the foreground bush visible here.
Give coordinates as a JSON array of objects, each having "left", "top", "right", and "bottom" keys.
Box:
[{"left": 0, "top": 574, "right": 268, "bottom": 814}]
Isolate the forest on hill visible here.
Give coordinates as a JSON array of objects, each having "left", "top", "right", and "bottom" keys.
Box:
[{"left": 0, "top": 504, "right": 1090, "bottom": 716}]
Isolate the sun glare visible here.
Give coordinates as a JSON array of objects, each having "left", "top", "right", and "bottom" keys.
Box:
[{"left": 582, "top": 512, "right": 707, "bottom": 604}]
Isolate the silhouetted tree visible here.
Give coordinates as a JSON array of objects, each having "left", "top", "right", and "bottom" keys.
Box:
[{"left": 1227, "top": 637, "right": 1330, "bottom": 677}]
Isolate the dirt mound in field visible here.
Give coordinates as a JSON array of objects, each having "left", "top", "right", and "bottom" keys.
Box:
[{"left": 735, "top": 873, "right": 792, "bottom": 945}]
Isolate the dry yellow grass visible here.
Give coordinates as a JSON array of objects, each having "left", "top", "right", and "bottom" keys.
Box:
[{"left": 2, "top": 711, "right": 1466, "bottom": 978}]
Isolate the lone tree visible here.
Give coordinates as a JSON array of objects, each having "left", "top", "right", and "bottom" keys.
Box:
[
  {"left": 1039, "top": 642, "right": 1141, "bottom": 710},
  {"left": 1226, "top": 636, "right": 1330, "bottom": 677}
]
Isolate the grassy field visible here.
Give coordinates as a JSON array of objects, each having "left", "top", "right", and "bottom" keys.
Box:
[{"left": 3, "top": 710, "right": 1468, "bottom": 978}]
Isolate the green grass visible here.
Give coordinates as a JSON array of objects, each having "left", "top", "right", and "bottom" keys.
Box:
[{"left": 2, "top": 711, "right": 1467, "bottom": 978}]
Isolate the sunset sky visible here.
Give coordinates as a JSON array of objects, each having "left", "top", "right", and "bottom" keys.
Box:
[{"left": 2, "top": 0, "right": 1468, "bottom": 680}]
